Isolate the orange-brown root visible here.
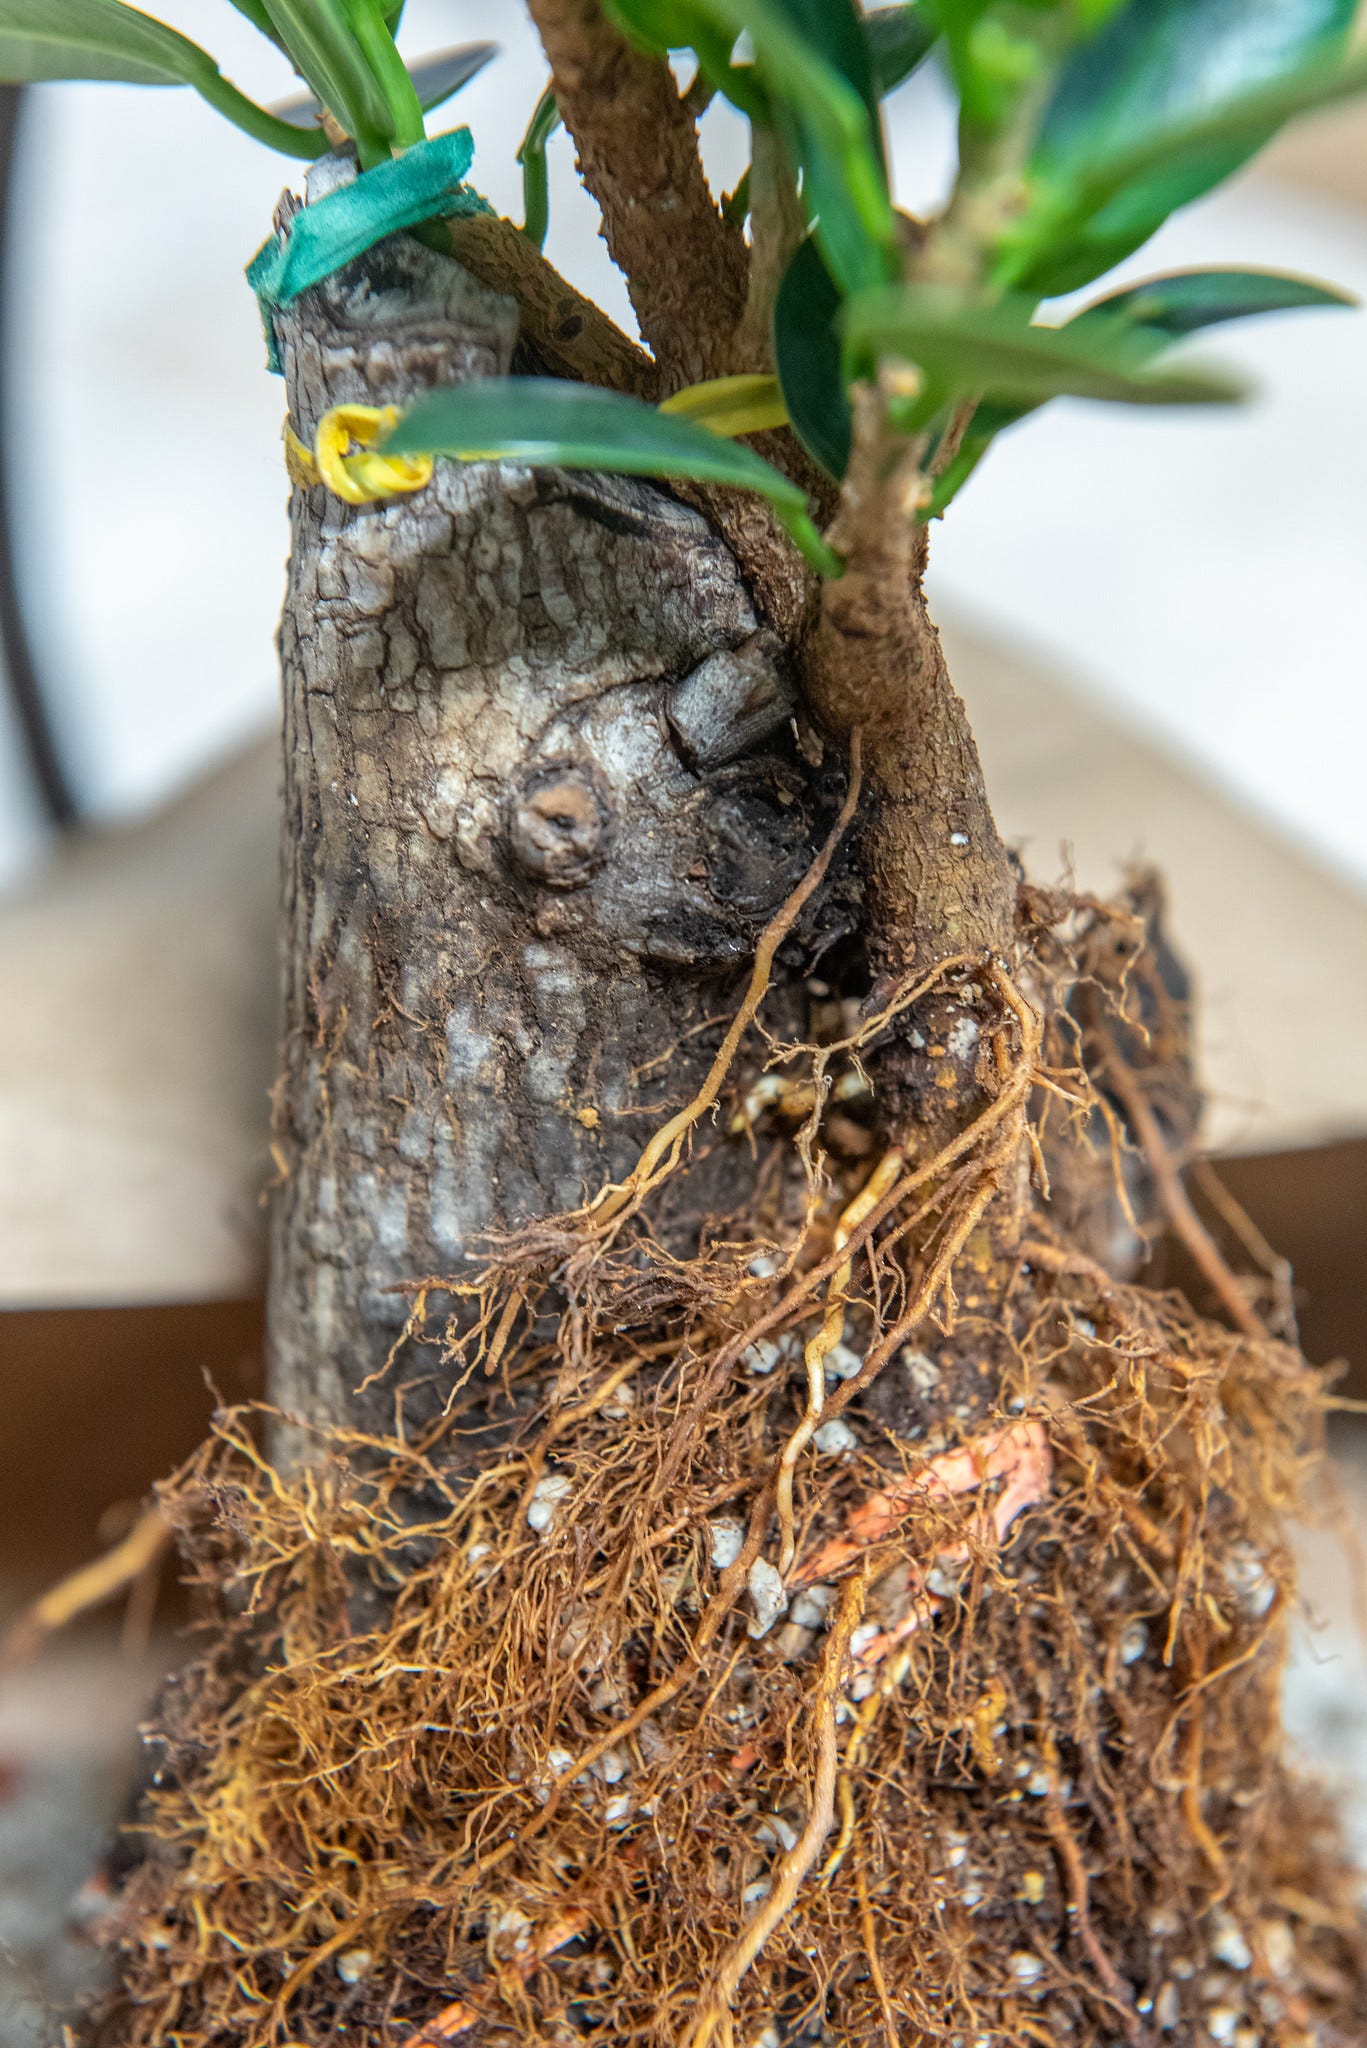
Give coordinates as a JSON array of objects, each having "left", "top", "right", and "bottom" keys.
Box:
[{"left": 77, "top": 888, "right": 1367, "bottom": 2048}]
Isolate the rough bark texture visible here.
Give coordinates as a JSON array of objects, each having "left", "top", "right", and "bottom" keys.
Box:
[
  {"left": 525, "top": 0, "right": 748, "bottom": 387},
  {"left": 267, "top": 199, "right": 846, "bottom": 1434},
  {"left": 806, "top": 421, "right": 1017, "bottom": 1147}
]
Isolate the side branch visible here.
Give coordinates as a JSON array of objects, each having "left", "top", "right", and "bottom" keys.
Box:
[
  {"left": 526, "top": 0, "right": 748, "bottom": 386},
  {"left": 445, "top": 211, "right": 657, "bottom": 396}
]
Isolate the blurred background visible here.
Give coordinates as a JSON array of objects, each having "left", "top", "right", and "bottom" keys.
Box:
[{"left": 0, "top": 5, "right": 1364, "bottom": 2038}]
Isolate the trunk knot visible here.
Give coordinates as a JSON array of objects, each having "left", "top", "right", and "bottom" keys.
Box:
[{"left": 508, "top": 762, "right": 612, "bottom": 889}]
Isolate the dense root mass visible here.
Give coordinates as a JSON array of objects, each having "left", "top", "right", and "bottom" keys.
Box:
[{"left": 86, "top": 893, "right": 1366, "bottom": 2048}]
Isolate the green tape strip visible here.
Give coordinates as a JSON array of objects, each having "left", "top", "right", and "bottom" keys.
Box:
[{"left": 247, "top": 128, "right": 490, "bottom": 370}]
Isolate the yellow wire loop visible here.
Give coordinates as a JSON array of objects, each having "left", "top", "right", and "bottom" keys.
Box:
[{"left": 283, "top": 402, "right": 433, "bottom": 505}]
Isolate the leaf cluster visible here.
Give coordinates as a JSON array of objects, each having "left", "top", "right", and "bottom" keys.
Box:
[
  {"left": 666, "top": 0, "right": 1363, "bottom": 502},
  {"left": 7, "top": 0, "right": 1365, "bottom": 560},
  {"left": 0, "top": 0, "right": 492, "bottom": 165}
]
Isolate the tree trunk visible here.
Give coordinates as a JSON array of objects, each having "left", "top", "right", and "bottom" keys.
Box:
[{"left": 268, "top": 207, "right": 844, "bottom": 1437}]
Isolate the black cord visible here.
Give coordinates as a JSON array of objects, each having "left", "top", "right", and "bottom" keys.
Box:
[{"left": 0, "top": 85, "right": 78, "bottom": 829}]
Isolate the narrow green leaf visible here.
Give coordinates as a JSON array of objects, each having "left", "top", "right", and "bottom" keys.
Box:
[
  {"left": 930, "top": 266, "right": 1353, "bottom": 515},
  {"left": 723, "top": 0, "right": 896, "bottom": 292},
  {"left": 0, "top": 0, "right": 210, "bottom": 85},
  {"left": 261, "top": 0, "right": 388, "bottom": 150},
  {"left": 341, "top": 0, "right": 424, "bottom": 147},
  {"left": 605, "top": 0, "right": 709, "bottom": 57},
  {"left": 926, "top": 433, "right": 992, "bottom": 516},
  {"left": 1016, "top": 0, "right": 1360, "bottom": 290},
  {"left": 1040, "top": 0, "right": 1355, "bottom": 174},
  {"left": 270, "top": 39, "right": 494, "bottom": 129},
  {"left": 605, "top": 0, "right": 748, "bottom": 108},
  {"left": 383, "top": 379, "right": 841, "bottom": 575},
  {"left": 772, "top": 0, "right": 882, "bottom": 160},
  {"left": 0, "top": 0, "right": 330, "bottom": 154},
  {"left": 375, "top": 37, "right": 496, "bottom": 114},
  {"left": 225, "top": 0, "right": 284, "bottom": 46},
  {"left": 193, "top": 70, "right": 333, "bottom": 154},
  {"left": 842, "top": 284, "right": 1247, "bottom": 406},
  {"left": 1074, "top": 265, "right": 1357, "bottom": 337},
  {"left": 773, "top": 234, "right": 850, "bottom": 478},
  {"left": 863, "top": 5, "right": 935, "bottom": 97},
  {"left": 1068, "top": 45, "right": 1367, "bottom": 213}
]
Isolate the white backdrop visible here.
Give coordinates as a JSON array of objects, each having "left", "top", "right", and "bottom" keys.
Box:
[{"left": 1, "top": 4, "right": 1363, "bottom": 888}]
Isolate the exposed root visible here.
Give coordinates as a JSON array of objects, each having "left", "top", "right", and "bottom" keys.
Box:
[
  {"left": 1102, "top": 1051, "right": 1267, "bottom": 1341},
  {"left": 79, "top": 885, "right": 1367, "bottom": 2048},
  {"left": 3, "top": 1506, "right": 171, "bottom": 1667},
  {"left": 775, "top": 1147, "right": 905, "bottom": 1575},
  {"left": 684, "top": 1575, "right": 868, "bottom": 2048},
  {"left": 588, "top": 732, "right": 863, "bottom": 1233}
]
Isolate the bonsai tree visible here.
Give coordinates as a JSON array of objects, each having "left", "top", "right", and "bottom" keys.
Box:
[{"left": 10, "top": 2, "right": 1367, "bottom": 2043}]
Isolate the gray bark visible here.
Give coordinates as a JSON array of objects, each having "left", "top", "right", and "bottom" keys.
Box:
[{"left": 267, "top": 199, "right": 846, "bottom": 1437}]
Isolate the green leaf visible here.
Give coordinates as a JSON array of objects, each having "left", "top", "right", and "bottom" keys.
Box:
[
  {"left": 997, "top": 264, "right": 1349, "bottom": 421},
  {"left": 383, "top": 378, "right": 841, "bottom": 575},
  {"left": 261, "top": 0, "right": 389, "bottom": 151},
  {"left": 842, "top": 283, "right": 1248, "bottom": 406},
  {"left": 773, "top": 234, "right": 851, "bottom": 478},
  {"left": 728, "top": 0, "right": 896, "bottom": 291},
  {"left": 1016, "top": 0, "right": 1359, "bottom": 290},
  {"left": 605, "top": 0, "right": 745, "bottom": 98},
  {"left": 339, "top": 0, "right": 424, "bottom": 148},
  {"left": 1041, "top": 0, "right": 1355, "bottom": 172},
  {"left": 0, "top": 0, "right": 329, "bottom": 154},
  {"left": 270, "top": 38, "right": 494, "bottom": 128},
  {"left": 0, "top": 0, "right": 213, "bottom": 85},
  {"left": 863, "top": 5, "right": 935, "bottom": 97},
  {"left": 927, "top": 266, "right": 1354, "bottom": 516},
  {"left": 772, "top": 0, "right": 882, "bottom": 148},
  {"left": 225, "top": 0, "right": 285, "bottom": 47},
  {"left": 1074, "top": 265, "right": 1357, "bottom": 337}
]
